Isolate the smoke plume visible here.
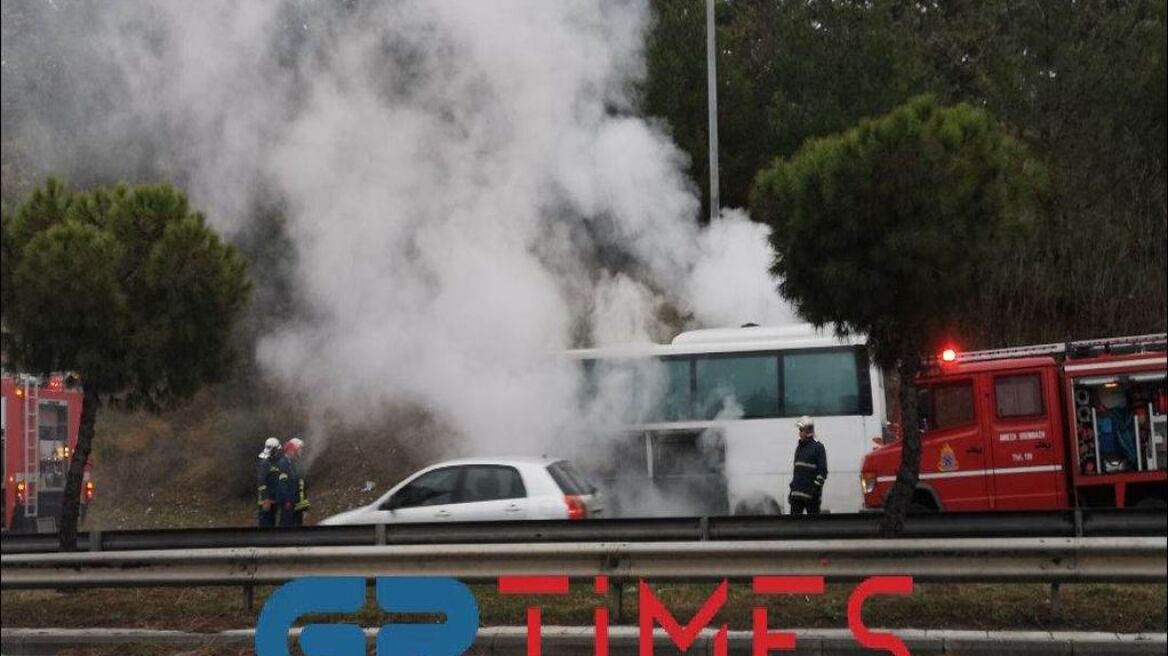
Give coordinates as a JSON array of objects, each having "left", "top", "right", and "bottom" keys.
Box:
[{"left": 2, "top": 0, "right": 797, "bottom": 465}]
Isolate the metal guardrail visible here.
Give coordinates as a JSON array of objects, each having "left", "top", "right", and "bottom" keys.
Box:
[
  {"left": 2, "top": 536, "right": 1165, "bottom": 589},
  {"left": 3, "top": 509, "right": 1166, "bottom": 554}
]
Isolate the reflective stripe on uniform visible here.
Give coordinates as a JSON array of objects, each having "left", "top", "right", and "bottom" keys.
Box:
[
  {"left": 795, "top": 461, "right": 817, "bottom": 469},
  {"left": 295, "top": 479, "right": 310, "bottom": 511}
]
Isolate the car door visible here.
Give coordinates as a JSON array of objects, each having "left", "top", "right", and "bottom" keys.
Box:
[
  {"left": 454, "top": 465, "right": 529, "bottom": 521},
  {"left": 987, "top": 369, "right": 1062, "bottom": 509},
  {"left": 380, "top": 466, "right": 465, "bottom": 523},
  {"left": 919, "top": 378, "right": 990, "bottom": 510}
]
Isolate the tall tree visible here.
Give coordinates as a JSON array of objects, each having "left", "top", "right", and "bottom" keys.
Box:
[
  {"left": 641, "top": 0, "right": 1165, "bottom": 345},
  {"left": 916, "top": 0, "right": 1167, "bottom": 344},
  {"left": 1, "top": 178, "right": 250, "bottom": 549},
  {"left": 752, "top": 96, "right": 1045, "bottom": 535},
  {"left": 642, "top": 0, "right": 934, "bottom": 217},
  {"left": 642, "top": 0, "right": 713, "bottom": 217}
]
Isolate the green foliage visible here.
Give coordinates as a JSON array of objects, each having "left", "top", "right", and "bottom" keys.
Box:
[
  {"left": 643, "top": 0, "right": 711, "bottom": 213},
  {"left": 642, "top": 0, "right": 1166, "bottom": 345},
  {"left": 1, "top": 178, "right": 251, "bottom": 407},
  {"left": 752, "top": 96, "right": 1044, "bottom": 368}
]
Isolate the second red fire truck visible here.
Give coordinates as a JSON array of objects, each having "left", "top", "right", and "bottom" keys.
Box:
[
  {"left": 1, "top": 372, "right": 93, "bottom": 532},
  {"left": 862, "top": 334, "right": 1168, "bottom": 511}
]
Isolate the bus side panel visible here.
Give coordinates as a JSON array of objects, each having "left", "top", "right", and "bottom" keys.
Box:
[{"left": 721, "top": 415, "right": 872, "bottom": 514}]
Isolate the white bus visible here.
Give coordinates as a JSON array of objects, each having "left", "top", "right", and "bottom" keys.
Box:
[{"left": 568, "top": 324, "right": 887, "bottom": 515}]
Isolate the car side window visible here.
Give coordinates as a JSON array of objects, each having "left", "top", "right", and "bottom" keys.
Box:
[
  {"left": 391, "top": 467, "right": 462, "bottom": 509},
  {"left": 460, "top": 465, "right": 526, "bottom": 503}
]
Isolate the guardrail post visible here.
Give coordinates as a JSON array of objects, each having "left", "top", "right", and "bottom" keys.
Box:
[
  {"left": 87, "top": 531, "right": 101, "bottom": 552},
  {"left": 376, "top": 523, "right": 387, "bottom": 546},
  {"left": 243, "top": 584, "right": 255, "bottom": 612},
  {"left": 1049, "top": 583, "right": 1061, "bottom": 617}
]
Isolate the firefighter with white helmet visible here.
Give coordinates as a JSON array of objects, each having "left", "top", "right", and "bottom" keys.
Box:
[
  {"left": 789, "top": 416, "right": 828, "bottom": 515},
  {"left": 256, "top": 437, "right": 282, "bottom": 527}
]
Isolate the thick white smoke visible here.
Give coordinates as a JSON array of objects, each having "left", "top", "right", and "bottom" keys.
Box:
[{"left": 2, "top": 0, "right": 798, "bottom": 462}]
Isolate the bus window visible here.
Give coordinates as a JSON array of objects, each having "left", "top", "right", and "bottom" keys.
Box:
[
  {"left": 696, "top": 354, "right": 779, "bottom": 420},
  {"left": 653, "top": 358, "right": 693, "bottom": 421},
  {"left": 582, "top": 358, "right": 693, "bottom": 423},
  {"left": 782, "top": 350, "right": 861, "bottom": 415}
]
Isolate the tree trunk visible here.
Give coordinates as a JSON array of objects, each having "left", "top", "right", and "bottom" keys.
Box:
[
  {"left": 59, "top": 384, "right": 98, "bottom": 551},
  {"left": 879, "top": 351, "right": 923, "bottom": 537}
]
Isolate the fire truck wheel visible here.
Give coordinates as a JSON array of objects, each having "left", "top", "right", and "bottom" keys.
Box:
[
  {"left": 1133, "top": 497, "right": 1167, "bottom": 509},
  {"left": 907, "top": 503, "right": 933, "bottom": 514}
]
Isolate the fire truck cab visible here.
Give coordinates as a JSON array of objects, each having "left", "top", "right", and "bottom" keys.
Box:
[
  {"left": 861, "top": 334, "right": 1168, "bottom": 511},
  {"left": 1, "top": 372, "right": 93, "bottom": 532}
]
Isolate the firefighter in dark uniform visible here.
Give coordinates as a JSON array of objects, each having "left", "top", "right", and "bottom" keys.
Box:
[
  {"left": 286, "top": 436, "right": 310, "bottom": 522},
  {"left": 278, "top": 438, "right": 310, "bottom": 526},
  {"left": 788, "top": 416, "right": 828, "bottom": 515},
  {"left": 256, "top": 437, "right": 281, "bottom": 527}
]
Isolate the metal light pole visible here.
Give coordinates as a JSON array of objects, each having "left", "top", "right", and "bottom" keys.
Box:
[{"left": 706, "top": 0, "right": 720, "bottom": 222}]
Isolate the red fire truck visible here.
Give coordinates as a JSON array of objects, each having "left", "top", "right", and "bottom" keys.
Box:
[
  {"left": 1, "top": 372, "right": 94, "bottom": 532},
  {"left": 861, "top": 334, "right": 1168, "bottom": 511}
]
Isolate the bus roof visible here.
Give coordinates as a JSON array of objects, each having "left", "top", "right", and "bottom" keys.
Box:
[{"left": 567, "top": 324, "right": 867, "bottom": 359}]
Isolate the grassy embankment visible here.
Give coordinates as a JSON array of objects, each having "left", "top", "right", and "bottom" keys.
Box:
[{"left": 83, "top": 386, "right": 444, "bottom": 531}]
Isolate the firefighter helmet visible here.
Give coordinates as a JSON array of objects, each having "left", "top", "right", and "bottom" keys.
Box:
[
  {"left": 259, "top": 437, "right": 280, "bottom": 459},
  {"left": 285, "top": 437, "right": 304, "bottom": 456}
]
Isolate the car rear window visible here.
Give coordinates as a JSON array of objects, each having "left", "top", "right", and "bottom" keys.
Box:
[{"left": 547, "top": 461, "right": 596, "bottom": 495}]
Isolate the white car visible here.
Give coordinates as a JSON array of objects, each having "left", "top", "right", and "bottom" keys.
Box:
[{"left": 319, "top": 456, "right": 604, "bottom": 525}]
